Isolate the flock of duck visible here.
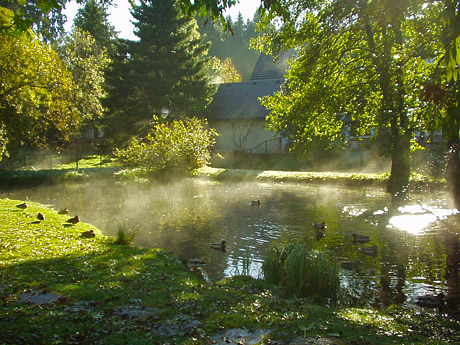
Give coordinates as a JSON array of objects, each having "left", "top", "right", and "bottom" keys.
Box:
[
  {"left": 15, "top": 202, "right": 95, "bottom": 238},
  {"left": 17, "top": 199, "right": 445, "bottom": 309},
  {"left": 315, "top": 219, "right": 445, "bottom": 309}
]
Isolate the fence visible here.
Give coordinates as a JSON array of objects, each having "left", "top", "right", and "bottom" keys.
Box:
[{"left": 1, "top": 151, "right": 113, "bottom": 171}]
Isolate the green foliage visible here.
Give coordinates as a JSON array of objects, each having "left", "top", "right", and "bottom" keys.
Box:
[
  {"left": 0, "top": 6, "right": 76, "bottom": 155},
  {"left": 263, "top": 242, "right": 339, "bottom": 301},
  {"left": 113, "top": 222, "right": 140, "bottom": 246},
  {"left": 105, "top": 0, "right": 216, "bottom": 142},
  {"left": 0, "top": 122, "right": 8, "bottom": 161},
  {"left": 73, "top": 0, "right": 117, "bottom": 56},
  {"left": 196, "top": 12, "right": 261, "bottom": 80},
  {"left": 114, "top": 116, "right": 218, "bottom": 175},
  {"left": 58, "top": 28, "right": 110, "bottom": 132},
  {"left": 204, "top": 56, "right": 242, "bottom": 83}
]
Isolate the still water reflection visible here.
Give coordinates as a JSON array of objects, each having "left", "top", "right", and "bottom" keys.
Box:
[{"left": 2, "top": 178, "right": 459, "bottom": 308}]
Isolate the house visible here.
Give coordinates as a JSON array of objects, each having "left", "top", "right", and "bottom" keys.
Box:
[{"left": 207, "top": 52, "right": 294, "bottom": 154}]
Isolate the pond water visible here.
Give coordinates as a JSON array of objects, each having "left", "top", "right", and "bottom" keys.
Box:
[{"left": 2, "top": 177, "right": 459, "bottom": 309}]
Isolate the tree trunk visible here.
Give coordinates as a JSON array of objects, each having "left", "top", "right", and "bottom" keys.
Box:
[
  {"left": 445, "top": 133, "right": 460, "bottom": 208},
  {"left": 387, "top": 129, "right": 411, "bottom": 195}
]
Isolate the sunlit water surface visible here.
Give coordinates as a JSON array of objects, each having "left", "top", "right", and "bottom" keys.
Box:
[{"left": 3, "top": 178, "right": 459, "bottom": 308}]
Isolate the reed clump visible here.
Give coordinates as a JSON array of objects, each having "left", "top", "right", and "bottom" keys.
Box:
[
  {"left": 113, "top": 222, "right": 140, "bottom": 246},
  {"left": 262, "top": 242, "right": 339, "bottom": 302}
]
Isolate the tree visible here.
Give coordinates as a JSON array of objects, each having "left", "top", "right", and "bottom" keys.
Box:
[
  {"left": 204, "top": 56, "right": 241, "bottom": 83},
  {"left": 1, "top": 0, "right": 67, "bottom": 42},
  {"left": 196, "top": 12, "right": 261, "bottom": 80},
  {"left": 0, "top": 6, "right": 76, "bottom": 156},
  {"left": 420, "top": 0, "right": 460, "bottom": 206},
  {"left": 257, "top": 0, "right": 430, "bottom": 194},
  {"left": 105, "top": 0, "right": 215, "bottom": 141},
  {"left": 73, "top": 0, "right": 117, "bottom": 56},
  {"left": 58, "top": 28, "right": 110, "bottom": 137}
]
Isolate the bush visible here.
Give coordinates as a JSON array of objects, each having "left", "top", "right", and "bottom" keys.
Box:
[
  {"left": 113, "top": 222, "right": 140, "bottom": 246},
  {"left": 114, "top": 116, "right": 218, "bottom": 176},
  {"left": 262, "top": 242, "right": 339, "bottom": 302}
]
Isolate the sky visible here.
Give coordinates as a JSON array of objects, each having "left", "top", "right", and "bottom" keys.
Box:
[{"left": 63, "top": 0, "right": 261, "bottom": 41}]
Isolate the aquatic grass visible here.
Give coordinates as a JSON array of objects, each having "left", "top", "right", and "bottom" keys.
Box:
[
  {"left": 113, "top": 222, "right": 140, "bottom": 246},
  {"left": 263, "top": 242, "right": 340, "bottom": 301}
]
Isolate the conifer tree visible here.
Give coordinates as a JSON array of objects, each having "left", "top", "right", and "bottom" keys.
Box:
[
  {"left": 128, "top": 0, "right": 215, "bottom": 123},
  {"left": 73, "top": 0, "right": 116, "bottom": 56}
]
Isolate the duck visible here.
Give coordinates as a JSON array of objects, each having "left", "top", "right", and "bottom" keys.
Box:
[
  {"left": 58, "top": 208, "right": 69, "bottom": 215},
  {"left": 16, "top": 202, "right": 28, "bottom": 209},
  {"left": 341, "top": 261, "right": 360, "bottom": 270},
  {"left": 183, "top": 258, "right": 207, "bottom": 270},
  {"left": 316, "top": 230, "right": 325, "bottom": 240},
  {"left": 66, "top": 215, "right": 80, "bottom": 225},
  {"left": 358, "top": 244, "right": 378, "bottom": 257},
  {"left": 352, "top": 233, "right": 370, "bottom": 244},
  {"left": 251, "top": 200, "right": 261, "bottom": 207},
  {"left": 415, "top": 293, "right": 445, "bottom": 308},
  {"left": 37, "top": 213, "right": 45, "bottom": 221},
  {"left": 313, "top": 222, "right": 326, "bottom": 230},
  {"left": 80, "top": 230, "right": 95, "bottom": 238},
  {"left": 210, "top": 240, "right": 226, "bottom": 251}
]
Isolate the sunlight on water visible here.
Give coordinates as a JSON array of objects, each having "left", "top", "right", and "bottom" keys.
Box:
[
  {"left": 388, "top": 204, "right": 458, "bottom": 235},
  {"left": 389, "top": 214, "right": 438, "bottom": 235}
]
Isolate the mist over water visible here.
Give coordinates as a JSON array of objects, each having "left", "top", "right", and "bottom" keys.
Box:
[{"left": 2, "top": 178, "right": 458, "bottom": 308}]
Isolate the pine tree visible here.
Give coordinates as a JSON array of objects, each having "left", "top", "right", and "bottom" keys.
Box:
[
  {"left": 73, "top": 0, "right": 116, "bottom": 56},
  {"left": 128, "top": 0, "right": 215, "bottom": 123}
]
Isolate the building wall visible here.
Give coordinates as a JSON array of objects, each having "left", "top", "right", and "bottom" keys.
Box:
[{"left": 209, "top": 119, "right": 283, "bottom": 154}]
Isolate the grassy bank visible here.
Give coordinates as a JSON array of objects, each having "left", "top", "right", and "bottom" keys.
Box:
[
  {"left": 1, "top": 198, "right": 459, "bottom": 344},
  {"left": 193, "top": 166, "right": 445, "bottom": 190},
  {"left": 1, "top": 164, "right": 446, "bottom": 190}
]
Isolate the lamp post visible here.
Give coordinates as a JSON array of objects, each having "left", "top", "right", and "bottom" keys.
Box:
[{"left": 160, "top": 107, "right": 170, "bottom": 119}]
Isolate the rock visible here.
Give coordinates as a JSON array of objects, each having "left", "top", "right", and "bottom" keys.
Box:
[
  {"left": 18, "top": 291, "right": 63, "bottom": 305},
  {"left": 209, "top": 328, "right": 271, "bottom": 345}
]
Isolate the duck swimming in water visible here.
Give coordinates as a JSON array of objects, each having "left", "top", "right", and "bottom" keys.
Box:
[
  {"left": 316, "top": 231, "right": 325, "bottom": 240},
  {"left": 58, "top": 208, "right": 69, "bottom": 215},
  {"left": 210, "top": 240, "right": 226, "bottom": 251},
  {"left": 313, "top": 222, "right": 326, "bottom": 230},
  {"left": 183, "top": 258, "right": 207, "bottom": 270},
  {"left": 37, "top": 213, "right": 45, "bottom": 221},
  {"left": 352, "top": 233, "right": 370, "bottom": 244},
  {"left": 251, "top": 200, "right": 261, "bottom": 207},
  {"left": 358, "top": 244, "right": 378, "bottom": 257},
  {"left": 415, "top": 293, "right": 445, "bottom": 308}
]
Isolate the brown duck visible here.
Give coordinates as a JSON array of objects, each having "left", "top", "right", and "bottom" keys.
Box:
[
  {"left": 16, "top": 202, "right": 28, "bottom": 209},
  {"left": 81, "top": 230, "right": 95, "bottom": 238},
  {"left": 66, "top": 215, "right": 80, "bottom": 225}
]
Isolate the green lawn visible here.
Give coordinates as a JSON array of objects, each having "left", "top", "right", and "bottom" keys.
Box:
[{"left": 1, "top": 198, "right": 459, "bottom": 344}]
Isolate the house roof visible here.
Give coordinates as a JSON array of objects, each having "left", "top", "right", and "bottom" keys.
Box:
[
  {"left": 207, "top": 79, "right": 284, "bottom": 120},
  {"left": 249, "top": 51, "right": 294, "bottom": 81}
]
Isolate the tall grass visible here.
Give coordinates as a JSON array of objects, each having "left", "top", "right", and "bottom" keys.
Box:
[
  {"left": 262, "top": 242, "right": 339, "bottom": 302},
  {"left": 113, "top": 222, "right": 140, "bottom": 246}
]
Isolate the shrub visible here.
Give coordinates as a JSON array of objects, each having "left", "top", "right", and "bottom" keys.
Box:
[
  {"left": 113, "top": 222, "right": 140, "bottom": 246},
  {"left": 114, "top": 116, "right": 218, "bottom": 176},
  {"left": 262, "top": 242, "right": 339, "bottom": 301}
]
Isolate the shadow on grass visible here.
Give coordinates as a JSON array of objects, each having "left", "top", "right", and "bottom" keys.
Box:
[{"left": 2, "top": 245, "right": 460, "bottom": 344}]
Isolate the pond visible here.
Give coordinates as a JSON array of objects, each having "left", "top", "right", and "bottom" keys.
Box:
[{"left": 2, "top": 177, "right": 459, "bottom": 309}]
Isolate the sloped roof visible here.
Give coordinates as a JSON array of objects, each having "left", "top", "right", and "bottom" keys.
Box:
[
  {"left": 249, "top": 51, "right": 294, "bottom": 81},
  {"left": 208, "top": 79, "right": 284, "bottom": 120}
]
